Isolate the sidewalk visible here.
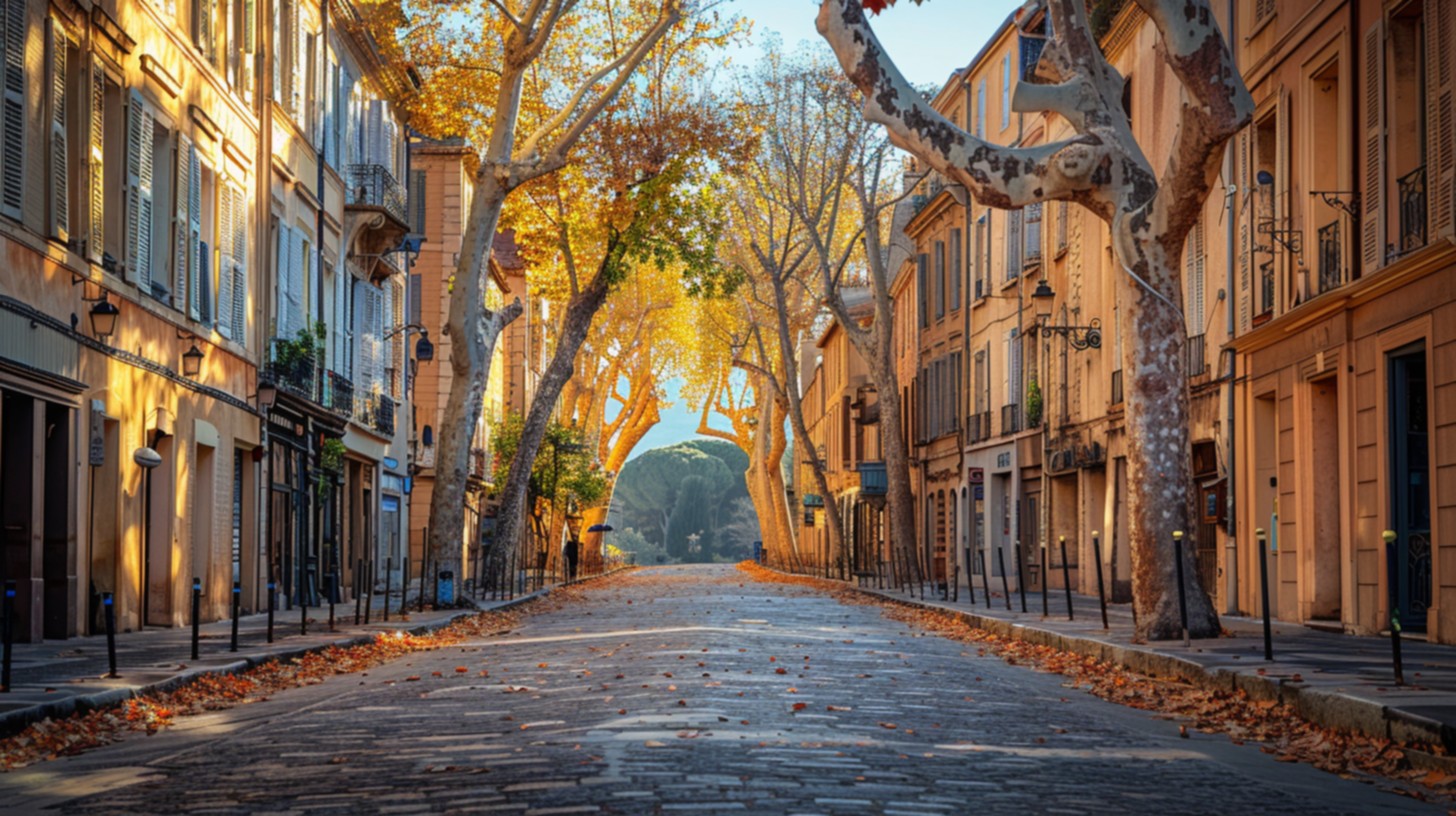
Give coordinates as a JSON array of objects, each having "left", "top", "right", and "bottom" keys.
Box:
[
  {"left": 0, "top": 585, "right": 545, "bottom": 739},
  {"left": 836, "top": 573, "right": 1456, "bottom": 755}
]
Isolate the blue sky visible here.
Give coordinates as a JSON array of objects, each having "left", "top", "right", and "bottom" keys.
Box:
[{"left": 626, "top": 1, "right": 1014, "bottom": 461}]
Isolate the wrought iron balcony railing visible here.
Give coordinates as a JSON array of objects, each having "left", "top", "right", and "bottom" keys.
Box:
[
  {"left": 375, "top": 394, "right": 396, "bottom": 436},
  {"left": 1001, "top": 403, "right": 1022, "bottom": 436},
  {"left": 346, "top": 164, "right": 408, "bottom": 225},
  {"left": 322, "top": 370, "right": 354, "bottom": 418},
  {"left": 1317, "top": 220, "right": 1343, "bottom": 295},
  {"left": 1399, "top": 165, "right": 1427, "bottom": 255},
  {"left": 265, "top": 336, "right": 319, "bottom": 402},
  {"left": 1187, "top": 333, "right": 1207, "bottom": 378}
]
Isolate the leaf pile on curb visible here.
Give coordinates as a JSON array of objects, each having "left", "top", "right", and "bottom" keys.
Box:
[
  {"left": 0, "top": 608, "right": 521, "bottom": 770},
  {"left": 738, "top": 561, "right": 1453, "bottom": 802}
]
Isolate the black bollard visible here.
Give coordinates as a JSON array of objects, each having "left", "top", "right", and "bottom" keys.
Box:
[
  {"left": 979, "top": 549, "right": 992, "bottom": 610},
  {"left": 354, "top": 559, "right": 364, "bottom": 625},
  {"left": 191, "top": 577, "right": 202, "bottom": 660},
  {"left": 383, "top": 558, "right": 392, "bottom": 622},
  {"left": 950, "top": 558, "right": 958, "bottom": 603},
  {"left": 1173, "top": 531, "right": 1189, "bottom": 645},
  {"left": 1041, "top": 545, "right": 1049, "bottom": 617},
  {"left": 1060, "top": 536, "right": 1074, "bottom": 622},
  {"left": 103, "top": 592, "right": 118, "bottom": 677},
  {"left": 266, "top": 576, "right": 276, "bottom": 644},
  {"left": 1015, "top": 546, "right": 1028, "bottom": 613},
  {"left": 358, "top": 559, "right": 369, "bottom": 623},
  {"left": 402, "top": 557, "right": 411, "bottom": 611},
  {"left": 430, "top": 559, "right": 438, "bottom": 609},
  {"left": 1092, "top": 532, "right": 1109, "bottom": 630},
  {"left": 230, "top": 580, "right": 241, "bottom": 652},
  {"left": 963, "top": 546, "right": 975, "bottom": 605},
  {"left": 328, "top": 567, "right": 337, "bottom": 632},
  {"left": 419, "top": 558, "right": 427, "bottom": 612},
  {"left": 1384, "top": 530, "right": 1405, "bottom": 685},
  {"left": 997, "top": 548, "right": 1011, "bottom": 611},
  {"left": 1257, "top": 528, "right": 1273, "bottom": 661},
  {"left": 301, "top": 579, "right": 309, "bottom": 636},
  {"left": 2, "top": 580, "right": 14, "bottom": 692}
]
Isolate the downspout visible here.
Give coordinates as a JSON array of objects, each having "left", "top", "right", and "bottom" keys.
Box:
[
  {"left": 1222, "top": 0, "right": 1239, "bottom": 614},
  {"left": 315, "top": 0, "right": 330, "bottom": 605},
  {"left": 959, "top": 77, "right": 974, "bottom": 586},
  {"left": 257, "top": 0, "right": 276, "bottom": 614}
]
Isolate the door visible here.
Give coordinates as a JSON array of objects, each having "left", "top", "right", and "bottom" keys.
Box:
[{"left": 1389, "top": 345, "right": 1432, "bottom": 632}]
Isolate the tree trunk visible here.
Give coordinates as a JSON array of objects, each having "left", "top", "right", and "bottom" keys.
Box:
[
  {"left": 488, "top": 270, "right": 614, "bottom": 568},
  {"left": 426, "top": 172, "right": 522, "bottom": 597},
  {"left": 1117, "top": 229, "right": 1220, "bottom": 639}
]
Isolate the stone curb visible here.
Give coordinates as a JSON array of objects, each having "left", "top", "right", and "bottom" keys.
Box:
[
  {"left": 808, "top": 575, "right": 1456, "bottom": 755},
  {"left": 0, "top": 589, "right": 550, "bottom": 741}
]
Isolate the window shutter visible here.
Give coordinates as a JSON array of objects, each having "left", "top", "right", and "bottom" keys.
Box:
[
  {"left": 353, "top": 279, "right": 369, "bottom": 388},
  {"left": 1362, "top": 21, "right": 1386, "bottom": 272},
  {"left": 288, "top": 227, "right": 305, "bottom": 334},
  {"left": 323, "top": 58, "right": 337, "bottom": 166},
  {"left": 270, "top": 0, "right": 281, "bottom": 104},
  {"left": 408, "top": 272, "right": 421, "bottom": 326},
  {"left": 194, "top": 0, "right": 215, "bottom": 63},
  {"left": 365, "top": 100, "right": 384, "bottom": 166},
  {"left": 1009, "top": 328, "right": 1022, "bottom": 407},
  {"left": 275, "top": 222, "right": 292, "bottom": 337},
  {"left": 1185, "top": 222, "right": 1205, "bottom": 332},
  {"left": 934, "top": 241, "right": 944, "bottom": 320},
  {"left": 409, "top": 169, "right": 425, "bottom": 233},
  {"left": 332, "top": 258, "right": 347, "bottom": 373},
  {"left": 187, "top": 140, "right": 202, "bottom": 320},
  {"left": 949, "top": 228, "right": 961, "bottom": 309},
  {"left": 87, "top": 58, "right": 103, "bottom": 262},
  {"left": 174, "top": 133, "right": 193, "bottom": 312},
  {"left": 289, "top": 0, "right": 301, "bottom": 117},
  {"left": 230, "top": 185, "right": 248, "bottom": 343},
  {"left": 1007, "top": 208, "right": 1022, "bottom": 279},
  {"left": 340, "top": 69, "right": 355, "bottom": 167},
  {"left": 372, "top": 284, "right": 385, "bottom": 395},
  {"left": 381, "top": 275, "right": 395, "bottom": 394},
  {"left": 216, "top": 179, "right": 234, "bottom": 337},
  {"left": 1, "top": 0, "right": 26, "bottom": 220},
  {"left": 126, "top": 92, "right": 155, "bottom": 289},
  {"left": 47, "top": 20, "right": 69, "bottom": 242},
  {"left": 917, "top": 254, "right": 927, "bottom": 328},
  {"left": 1426, "top": 0, "right": 1453, "bottom": 242}
]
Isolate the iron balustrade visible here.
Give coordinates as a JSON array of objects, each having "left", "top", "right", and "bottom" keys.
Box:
[
  {"left": 1399, "top": 166, "right": 1427, "bottom": 254},
  {"left": 266, "top": 336, "right": 319, "bottom": 402},
  {"left": 1187, "top": 334, "right": 1207, "bottom": 378},
  {"left": 346, "top": 164, "right": 408, "bottom": 225},
  {"left": 1317, "top": 220, "right": 1343, "bottom": 295},
  {"left": 375, "top": 394, "right": 396, "bottom": 435},
  {"left": 322, "top": 370, "right": 354, "bottom": 417},
  {"left": 1001, "top": 403, "right": 1022, "bottom": 435}
]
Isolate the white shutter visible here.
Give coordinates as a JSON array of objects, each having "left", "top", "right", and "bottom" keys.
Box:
[
  {"left": 1185, "top": 222, "right": 1205, "bottom": 332},
  {"left": 290, "top": 2, "right": 303, "bottom": 119},
  {"left": 47, "top": 19, "right": 68, "bottom": 242},
  {"left": 352, "top": 279, "right": 366, "bottom": 386},
  {"left": 275, "top": 222, "right": 292, "bottom": 337},
  {"left": 288, "top": 226, "right": 305, "bottom": 336},
  {"left": 174, "top": 133, "right": 193, "bottom": 312},
  {"left": 382, "top": 278, "right": 395, "bottom": 394},
  {"left": 87, "top": 58, "right": 103, "bottom": 262},
  {"left": 332, "top": 259, "right": 347, "bottom": 372},
  {"left": 270, "top": 0, "right": 281, "bottom": 104},
  {"left": 370, "top": 285, "right": 384, "bottom": 395},
  {"left": 1006, "top": 209, "right": 1022, "bottom": 279},
  {"left": 354, "top": 279, "right": 376, "bottom": 394},
  {"left": 127, "top": 91, "right": 156, "bottom": 290},
  {"left": 216, "top": 182, "right": 234, "bottom": 338},
  {"left": 365, "top": 100, "right": 384, "bottom": 166},
  {"left": 323, "top": 58, "right": 336, "bottom": 167},
  {"left": 230, "top": 185, "right": 248, "bottom": 343},
  {"left": 1009, "top": 328, "right": 1021, "bottom": 407},
  {"left": 1, "top": 0, "right": 27, "bottom": 220},
  {"left": 340, "top": 69, "right": 355, "bottom": 168},
  {"left": 1362, "top": 21, "right": 1386, "bottom": 273},
  {"left": 187, "top": 142, "right": 202, "bottom": 320}
]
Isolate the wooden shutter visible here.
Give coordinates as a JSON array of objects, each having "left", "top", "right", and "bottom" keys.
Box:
[
  {"left": 332, "top": 258, "right": 347, "bottom": 374},
  {"left": 323, "top": 58, "right": 337, "bottom": 166},
  {"left": 1185, "top": 222, "right": 1205, "bottom": 332},
  {"left": 1362, "top": 20, "right": 1386, "bottom": 272},
  {"left": 275, "top": 222, "right": 292, "bottom": 336},
  {"left": 229, "top": 185, "right": 248, "bottom": 343},
  {"left": 1427, "top": 0, "right": 1453, "bottom": 242},
  {"left": 126, "top": 91, "right": 156, "bottom": 289},
  {"left": 195, "top": 0, "right": 215, "bottom": 63},
  {"left": 289, "top": 0, "right": 301, "bottom": 117},
  {"left": 87, "top": 58, "right": 103, "bottom": 261},
  {"left": 949, "top": 228, "right": 961, "bottom": 308},
  {"left": 174, "top": 133, "right": 193, "bottom": 312},
  {"left": 917, "top": 254, "right": 927, "bottom": 327},
  {"left": 934, "top": 241, "right": 944, "bottom": 319},
  {"left": 239, "top": 0, "right": 255, "bottom": 104},
  {"left": 187, "top": 140, "right": 202, "bottom": 320},
  {"left": 340, "top": 69, "right": 355, "bottom": 167},
  {"left": 1, "top": 0, "right": 26, "bottom": 220},
  {"left": 216, "top": 179, "right": 234, "bottom": 337},
  {"left": 1007, "top": 208, "right": 1022, "bottom": 279},
  {"left": 47, "top": 20, "right": 68, "bottom": 241},
  {"left": 382, "top": 277, "right": 395, "bottom": 394},
  {"left": 288, "top": 227, "right": 305, "bottom": 335},
  {"left": 409, "top": 169, "right": 425, "bottom": 233}
]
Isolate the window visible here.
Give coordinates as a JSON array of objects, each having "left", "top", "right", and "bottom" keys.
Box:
[
  {"left": 193, "top": 0, "right": 217, "bottom": 66},
  {"left": 275, "top": 221, "right": 308, "bottom": 338},
  {"left": 973, "top": 214, "right": 987, "bottom": 298},
  {"left": 196, "top": 161, "right": 216, "bottom": 326},
  {"left": 1006, "top": 208, "right": 1023, "bottom": 280},
  {"left": 933, "top": 240, "right": 945, "bottom": 320},
  {"left": 1056, "top": 200, "right": 1068, "bottom": 255},
  {"left": 409, "top": 169, "right": 426, "bottom": 233},
  {"left": 949, "top": 228, "right": 962, "bottom": 310},
  {"left": 975, "top": 79, "right": 986, "bottom": 140},
  {"left": 47, "top": 20, "right": 82, "bottom": 245},
  {"left": 1185, "top": 222, "right": 1205, "bottom": 332},
  {"left": 1001, "top": 53, "right": 1011, "bottom": 130},
  {"left": 1, "top": 0, "right": 27, "bottom": 221},
  {"left": 917, "top": 253, "right": 928, "bottom": 328},
  {"left": 124, "top": 93, "right": 160, "bottom": 295},
  {"left": 227, "top": 0, "right": 256, "bottom": 104},
  {"left": 1024, "top": 202, "right": 1043, "bottom": 263},
  {"left": 98, "top": 69, "right": 124, "bottom": 266},
  {"left": 170, "top": 133, "right": 204, "bottom": 320},
  {"left": 216, "top": 181, "right": 248, "bottom": 342},
  {"left": 1006, "top": 328, "right": 1022, "bottom": 409}
]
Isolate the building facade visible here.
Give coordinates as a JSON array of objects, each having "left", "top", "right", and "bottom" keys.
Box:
[{"left": 0, "top": 0, "right": 416, "bottom": 641}]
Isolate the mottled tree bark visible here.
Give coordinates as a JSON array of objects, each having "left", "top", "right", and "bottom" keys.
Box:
[{"left": 818, "top": 0, "right": 1252, "bottom": 638}]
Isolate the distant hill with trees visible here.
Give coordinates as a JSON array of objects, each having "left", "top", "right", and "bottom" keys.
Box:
[{"left": 608, "top": 440, "right": 757, "bottom": 563}]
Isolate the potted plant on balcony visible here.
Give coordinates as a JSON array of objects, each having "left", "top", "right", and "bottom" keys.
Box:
[
  {"left": 273, "top": 322, "right": 326, "bottom": 392},
  {"left": 1025, "top": 376, "right": 1043, "bottom": 428},
  {"left": 316, "top": 437, "right": 346, "bottom": 501}
]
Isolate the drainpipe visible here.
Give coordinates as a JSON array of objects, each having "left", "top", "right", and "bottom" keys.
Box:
[{"left": 1222, "top": 0, "right": 1239, "bottom": 615}]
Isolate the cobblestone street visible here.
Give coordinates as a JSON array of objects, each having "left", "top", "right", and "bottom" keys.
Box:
[{"left": 0, "top": 566, "right": 1436, "bottom": 815}]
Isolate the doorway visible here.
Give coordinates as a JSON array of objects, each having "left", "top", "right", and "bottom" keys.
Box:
[
  {"left": 1308, "top": 378, "right": 1341, "bottom": 620},
  {"left": 144, "top": 435, "right": 174, "bottom": 627},
  {"left": 1388, "top": 344, "right": 1432, "bottom": 632}
]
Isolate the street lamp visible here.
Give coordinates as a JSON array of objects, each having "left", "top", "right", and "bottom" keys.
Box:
[
  {"left": 1031, "top": 281, "right": 1101, "bottom": 350},
  {"left": 89, "top": 296, "right": 119, "bottom": 342},
  {"left": 181, "top": 344, "right": 205, "bottom": 378}
]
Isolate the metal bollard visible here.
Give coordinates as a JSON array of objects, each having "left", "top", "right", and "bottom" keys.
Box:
[
  {"left": 998, "top": 548, "right": 1011, "bottom": 611},
  {"left": 402, "top": 557, "right": 411, "bottom": 611},
  {"left": 1092, "top": 532, "right": 1109, "bottom": 630},
  {"left": 383, "top": 558, "right": 392, "bottom": 622},
  {"left": 301, "top": 580, "right": 309, "bottom": 636},
  {"left": 103, "top": 592, "right": 118, "bottom": 677},
  {"left": 191, "top": 577, "right": 202, "bottom": 660},
  {"left": 1060, "top": 536, "right": 1074, "bottom": 621},
  {"left": 363, "top": 561, "right": 373, "bottom": 624},
  {"left": 1173, "top": 531, "right": 1189, "bottom": 646},
  {"left": 354, "top": 559, "right": 364, "bottom": 625},
  {"left": 950, "top": 558, "right": 958, "bottom": 603},
  {"left": 328, "top": 567, "right": 337, "bottom": 632},
  {"left": 266, "top": 576, "right": 276, "bottom": 644},
  {"left": 1384, "top": 530, "right": 1404, "bottom": 685},
  {"left": 1041, "top": 545, "right": 1049, "bottom": 617},
  {"left": 2, "top": 580, "right": 14, "bottom": 692},
  {"left": 230, "top": 580, "right": 241, "bottom": 652},
  {"left": 1015, "top": 546, "right": 1028, "bottom": 613},
  {"left": 979, "top": 549, "right": 992, "bottom": 610},
  {"left": 419, "top": 558, "right": 427, "bottom": 612},
  {"left": 1257, "top": 528, "right": 1273, "bottom": 661},
  {"left": 963, "top": 546, "right": 975, "bottom": 605}
]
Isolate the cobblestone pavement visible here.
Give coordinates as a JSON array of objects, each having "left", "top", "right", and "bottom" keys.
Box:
[{"left": 0, "top": 565, "right": 1437, "bottom": 815}]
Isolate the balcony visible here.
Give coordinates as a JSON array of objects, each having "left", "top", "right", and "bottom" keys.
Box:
[
  {"left": 1257, "top": 261, "right": 1275, "bottom": 319},
  {"left": 322, "top": 370, "right": 354, "bottom": 418},
  {"left": 1187, "top": 334, "right": 1207, "bottom": 378},
  {"left": 354, "top": 392, "right": 397, "bottom": 436},
  {"left": 1316, "top": 220, "right": 1343, "bottom": 295},
  {"left": 968, "top": 410, "right": 992, "bottom": 444},
  {"left": 1398, "top": 165, "right": 1427, "bottom": 255},
  {"left": 857, "top": 461, "right": 887, "bottom": 496},
  {"left": 347, "top": 164, "right": 408, "bottom": 224},
  {"left": 1111, "top": 369, "right": 1124, "bottom": 406},
  {"left": 1001, "top": 403, "right": 1022, "bottom": 436},
  {"left": 265, "top": 336, "right": 319, "bottom": 402}
]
